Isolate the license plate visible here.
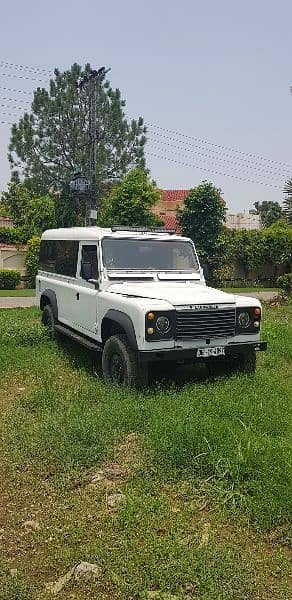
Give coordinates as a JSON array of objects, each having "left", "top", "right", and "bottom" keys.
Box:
[{"left": 197, "top": 346, "right": 225, "bottom": 358}]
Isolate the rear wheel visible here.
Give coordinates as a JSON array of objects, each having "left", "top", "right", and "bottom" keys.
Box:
[
  {"left": 102, "top": 334, "right": 148, "bottom": 388},
  {"left": 41, "top": 304, "right": 57, "bottom": 339}
]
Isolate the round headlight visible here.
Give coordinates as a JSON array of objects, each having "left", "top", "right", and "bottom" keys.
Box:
[
  {"left": 238, "top": 311, "right": 251, "bottom": 328},
  {"left": 156, "top": 315, "right": 171, "bottom": 334}
]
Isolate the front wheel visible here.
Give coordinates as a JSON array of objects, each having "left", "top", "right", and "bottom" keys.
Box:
[{"left": 102, "top": 334, "right": 148, "bottom": 388}]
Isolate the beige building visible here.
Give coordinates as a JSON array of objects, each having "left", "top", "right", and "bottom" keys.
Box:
[
  {"left": 0, "top": 244, "right": 26, "bottom": 276},
  {"left": 0, "top": 216, "right": 14, "bottom": 228},
  {"left": 226, "top": 213, "right": 261, "bottom": 230}
]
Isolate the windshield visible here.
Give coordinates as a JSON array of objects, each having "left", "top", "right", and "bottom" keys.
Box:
[{"left": 102, "top": 238, "right": 199, "bottom": 271}]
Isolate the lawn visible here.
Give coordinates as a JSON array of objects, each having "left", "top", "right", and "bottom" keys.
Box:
[
  {"left": 221, "top": 287, "right": 278, "bottom": 294},
  {"left": 0, "top": 304, "right": 291, "bottom": 599},
  {"left": 0, "top": 288, "right": 35, "bottom": 297}
]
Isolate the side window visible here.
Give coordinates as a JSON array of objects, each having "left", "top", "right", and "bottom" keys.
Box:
[
  {"left": 39, "top": 240, "right": 78, "bottom": 277},
  {"left": 80, "top": 245, "right": 98, "bottom": 280},
  {"left": 39, "top": 240, "right": 56, "bottom": 272},
  {"left": 55, "top": 241, "right": 79, "bottom": 277}
]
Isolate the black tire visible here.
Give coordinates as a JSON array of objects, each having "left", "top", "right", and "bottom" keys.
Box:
[
  {"left": 41, "top": 304, "right": 57, "bottom": 339},
  {"left": 102, "top": 334, "right": 148, "bottom": 388}
]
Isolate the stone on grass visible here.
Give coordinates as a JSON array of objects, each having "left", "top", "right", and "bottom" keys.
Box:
[
  {"left": 107, "top": 492, "right": 126, "bottom": 511},
  {"left": 24, "top": 520, "right": 39, "bottom": 531},
  {"left": 45, "top": 566, "right": 75, "bottom": 595},
  {"left": 74, "top": 561, "right": 100, "bottom": 581}
]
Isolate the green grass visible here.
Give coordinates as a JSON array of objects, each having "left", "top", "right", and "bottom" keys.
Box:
[
  {"left": 0, "top": 288, "right": 35, "bottom": 297},
  {"left": 0, "top": 304, "right": 291, "bottom": 599},
  {"left": 221, "top": 287, "right": 278, "bottom": 294}
]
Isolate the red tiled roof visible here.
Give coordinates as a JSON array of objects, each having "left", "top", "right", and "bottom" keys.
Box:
[
  {"left": 161, "top": 190, "right": 190, "bottom": 204},
  {"left": 161, "top": 214, "right": 181, "bottom": 233}
]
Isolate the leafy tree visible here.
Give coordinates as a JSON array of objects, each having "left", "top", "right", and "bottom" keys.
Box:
[
  {"left": 177, "top": 181, "right": 226, "bottom": 279},
  {"left": 253, "top": 200, "right": 283, "bottom": 228},
  {"left": 231, "top": 229, "right": 265, "bottom": 278},
  {"left": 1, "top": 182, "right": 32, "bottom": 227},
  {"left": 8, "top": 63, "right": 146, "bottom": 216},
  {"left": 283, "top": 180, "right": 292, "bottom": 224},
  {"left": 2, "top": 181, "right": 56, "bottom": 239},
  {"left": 262, "top": 220, "right": 292, "bottom": 277},
  {"left": 99, "top": 169, "right": 162, "bottom": 228}
]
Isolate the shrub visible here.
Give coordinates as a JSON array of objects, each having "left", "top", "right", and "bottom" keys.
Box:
[
  {"left": 0, "top": 226, "right": 22, "bottom": 244},
  {"left": 0, "top": 269, "right": 21, "bottom": 290},
  {"left": 25, "top": 236, "right": 41, "bottom": 288},
  {"left": 277, "top": 273, "right": 292, "bottom": 294}
]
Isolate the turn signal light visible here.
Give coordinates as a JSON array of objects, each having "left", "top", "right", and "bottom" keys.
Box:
[
  {"left": 147, "top": 312, "right": 155, "bottom": 321},
  {"left": 254, "top": 308, "right": 261, "bottom": 317}
]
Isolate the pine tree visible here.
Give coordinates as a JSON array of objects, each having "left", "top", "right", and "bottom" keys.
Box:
[{"left": 8, "top": 63, "right": 146, "bottom": 198}]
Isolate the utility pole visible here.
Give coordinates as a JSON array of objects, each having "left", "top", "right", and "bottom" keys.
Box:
[{"left": 77, "top": 67, "right": 110, "bottom": 225}]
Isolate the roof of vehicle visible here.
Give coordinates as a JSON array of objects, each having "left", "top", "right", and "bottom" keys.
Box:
[{"left": 41, "top": 227, "right": 188, "bottom": 242}]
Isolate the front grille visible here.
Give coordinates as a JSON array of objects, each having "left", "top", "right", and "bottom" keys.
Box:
[{"left": 175, "top": 307, "right": 236, "bottom": 339}]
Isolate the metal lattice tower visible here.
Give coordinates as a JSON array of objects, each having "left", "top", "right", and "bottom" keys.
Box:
[{"left": 77, "top": 67, "right": 110, "bottom": 225}]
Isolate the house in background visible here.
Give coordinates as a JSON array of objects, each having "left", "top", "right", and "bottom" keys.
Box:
[
  {"left": 0, "top": 215, "right": 26, "bottom": 277},
  {"left": 153, "top": 190, "right": 189, "bottom": 230},
  {"left": 0, "top": 216, "right": 14, "bottom": 228},
  {"left": 153, "top": 190, "right": 262, "bottom": 231},
  {"left": 225, "top": 213, "right": 261, "bottom": 230}
]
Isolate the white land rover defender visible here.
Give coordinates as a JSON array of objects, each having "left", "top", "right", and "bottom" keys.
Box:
[{"left": 36, "top": 226, "right": 267, "bottom": 386}]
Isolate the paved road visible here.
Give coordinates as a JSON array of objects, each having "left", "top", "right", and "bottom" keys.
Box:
[
  {"left": 0, "top": 290, "right": 278, "bottom": 309},
  {"left": 235, "top": 291, "right": 278, "bottom": 301},
  {"left": 0, "top": 297, "right": 37, "bottom": 309}
]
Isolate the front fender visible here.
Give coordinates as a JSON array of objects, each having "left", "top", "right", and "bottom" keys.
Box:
[{"left": 102, "top": 309, "right": 137, "bottom": 350}]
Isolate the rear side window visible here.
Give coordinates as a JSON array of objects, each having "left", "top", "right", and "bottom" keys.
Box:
[{"left": 39, "top": 240, "right": 78, "bottom": 277}]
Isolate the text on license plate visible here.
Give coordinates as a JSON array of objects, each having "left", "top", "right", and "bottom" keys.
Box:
[{"left": 197, "top": 346, "right": 225, "bottom": 358}]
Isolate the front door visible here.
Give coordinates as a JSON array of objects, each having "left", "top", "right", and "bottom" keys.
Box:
[{"left": 71, "top": 242, "right": 99, "bottom": 337}]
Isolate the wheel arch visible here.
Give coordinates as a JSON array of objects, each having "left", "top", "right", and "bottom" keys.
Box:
[
  {"left": 40, "top": 289, "right": 58, "bottom": 321},
  {"left": 101, "top": 309, "right": 137, "bottom": 350}
]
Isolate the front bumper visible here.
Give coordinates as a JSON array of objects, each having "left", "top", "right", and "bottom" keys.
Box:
[{"left": 138, "top": 341, "right": 267, "bottom": 363}]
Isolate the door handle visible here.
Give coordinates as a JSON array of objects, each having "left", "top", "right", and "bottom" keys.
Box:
[{"left": 76, "top": 292, "right": 80, "bottom": 300}]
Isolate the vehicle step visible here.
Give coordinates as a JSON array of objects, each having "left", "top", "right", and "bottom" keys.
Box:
[{"left": 54, "top": 324, "right": 101, "bottom": 352}]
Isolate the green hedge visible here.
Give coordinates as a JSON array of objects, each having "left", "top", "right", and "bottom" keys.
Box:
[
  {"left": 0, "top": 227, "right": 22, "bottom": 244},
  {"left": 0, "top": 269, "right": 21, "bottom": 290},
  {"left": 277, "top": 273, "right": 292, "bottom": 294},
  {"left": 25, "top": 236, "right": 41, "bottom": 288}
]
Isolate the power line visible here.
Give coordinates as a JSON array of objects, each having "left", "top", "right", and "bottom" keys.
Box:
[
  {"left": 147, "top": 131, "right": 291, "bottom": 177},
  {"left": 0, "top": 112, "right": 21, "bottom": 118},
  {"left": 0, "top": 103, "right": 27, "bottom": 111},
  {"left": 146, "top": 122, "right": 292, "bottom": 171},
  {"left": 0, "top": 72, "right": 46, "bottom": 83},
  {"left": 0, "top": 86, "right": 33, "bottom": 95},
  {"left": 147, "top": 137, "right": 287, "bottom": 181},
  {"left": 0, "top": 60, "right": 52, "bottom": 76},
  {"left": 0, "top": 96, "right": 30, "bottom": 104},
  {"left": 146, "top": 151, "right": 283, "bottom": 189}
]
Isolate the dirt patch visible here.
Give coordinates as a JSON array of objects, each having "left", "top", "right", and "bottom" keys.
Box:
[{"left": 87, "top": 432, "right": 146, "bottom": 490}]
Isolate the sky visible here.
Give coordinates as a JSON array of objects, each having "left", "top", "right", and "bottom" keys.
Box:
[{"left": 1, "top": 0, "right": 292, "bottom": 212}]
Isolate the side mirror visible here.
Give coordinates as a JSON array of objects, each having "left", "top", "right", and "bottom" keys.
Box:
[{"left": 81, "top": 261, "right": 92, "bottom": 280}]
